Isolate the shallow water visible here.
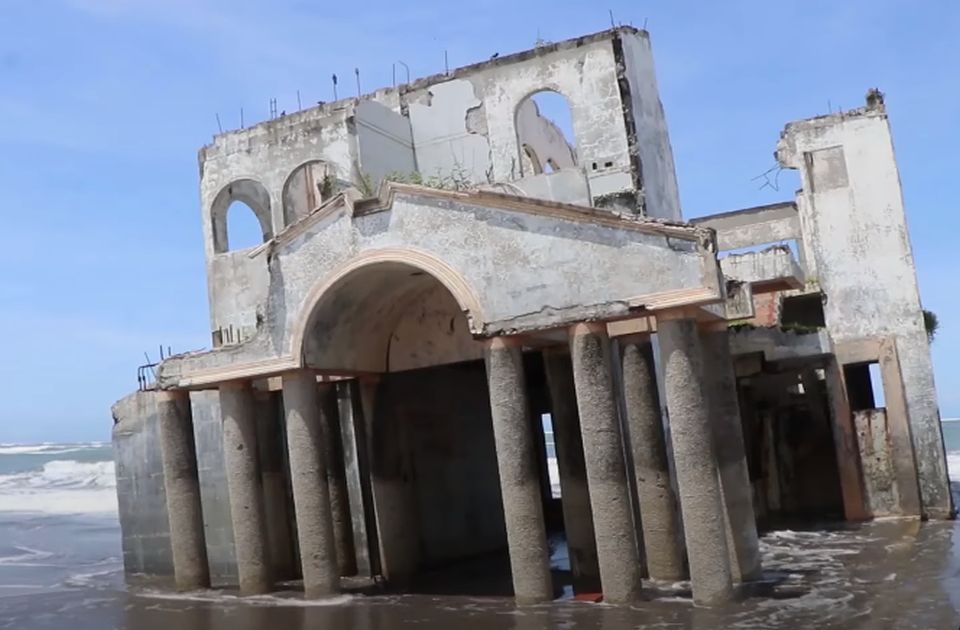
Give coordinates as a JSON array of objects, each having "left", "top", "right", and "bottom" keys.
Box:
[{"left": 0, "top": 441, "right": 957, "bottom": 629}]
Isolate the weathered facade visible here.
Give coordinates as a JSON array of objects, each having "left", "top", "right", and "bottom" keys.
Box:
[{"left": 112, "top": 27, "right": 953, "bottom": 607}]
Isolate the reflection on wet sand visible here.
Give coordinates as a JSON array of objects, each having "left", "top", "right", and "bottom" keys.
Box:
[{"left": 4, "top": 521, "right": 956, "bottom": 630}]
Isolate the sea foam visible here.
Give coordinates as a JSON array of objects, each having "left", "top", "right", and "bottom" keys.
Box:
[{"left": 0, "top": 460, "right": 117, "bottom": 515}]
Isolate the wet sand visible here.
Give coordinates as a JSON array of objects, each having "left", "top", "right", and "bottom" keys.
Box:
[{"left": 1, "top": 519, "right": 958, "bottom": 630}]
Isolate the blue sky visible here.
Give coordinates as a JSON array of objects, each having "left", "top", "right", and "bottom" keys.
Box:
[{"left": 0, "top": 1, "right": 957, "bottom": 442}]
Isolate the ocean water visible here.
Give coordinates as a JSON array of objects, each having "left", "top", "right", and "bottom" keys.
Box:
[
  {"left": 0, "top": 433, "right": 956, "bottom": 629},
  {"left": 0, "top": 442, "right": 122, "bottom": 605}
]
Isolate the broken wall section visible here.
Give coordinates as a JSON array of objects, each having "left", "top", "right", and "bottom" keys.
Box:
[{"left": 402, "top": 28, "right": 680, "bottom": 215}]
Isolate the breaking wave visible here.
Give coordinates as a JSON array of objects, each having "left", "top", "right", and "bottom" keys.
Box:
[{"left": 0, "top": 460, "right": 117, "bottom": 514}]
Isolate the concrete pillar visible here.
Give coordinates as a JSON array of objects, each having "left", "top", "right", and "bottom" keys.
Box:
[
  {"left": 317, "top": 383, "right": 357, "bottom": 576},
  {"left": 157, "top": 389, "right": 210, "bottom": 591},
  {"left": 254, "top": 392, "right": 295, "bottom": 580},
  {"left": 823, "top": 358, "right": 870, "bottom": 521},
  {"left": 485, "top": 337, "right": 553, "bottom": 604},
  {"left": 700, "top": 325, "right": 762, "bottom": 583},
  {"left": 361, "top": 375, "right": 419, "bottom": 583},
  {"left": 219, "top": 381, "right": 273, "bottom": 595},
  {"left": 542, "top": 348, "right": 601, "bottom": 592},
  {"left": 336, "top": 381, "right": 378, "bottom": 577},
  {"left": 568, "top": 323, "right": 643, "bottom": 604},
  {"left": 619, "top": 338, "right": 686, "bottom": 582},
  {"left": 282, "top": 371, "right": 340, "bottom": 598},
  {"left": 657, "top": 315, "right": 733, "bottom": 606}
]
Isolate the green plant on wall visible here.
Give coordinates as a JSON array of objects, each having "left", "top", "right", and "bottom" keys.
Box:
[
  {"left": 354, "top": 162, "right": 476, "bottom": 197},
  {"left": 923, "top": 309, "right": 939, "bottom": 342}
]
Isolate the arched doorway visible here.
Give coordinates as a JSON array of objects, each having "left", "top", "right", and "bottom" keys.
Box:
[{"left": 297, "top": 260, "right": 527, "bottom": 595}]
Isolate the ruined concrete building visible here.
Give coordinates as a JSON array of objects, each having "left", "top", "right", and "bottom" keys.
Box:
[{"left": 112, "top": 27, "right": 954, "bottom": 606}]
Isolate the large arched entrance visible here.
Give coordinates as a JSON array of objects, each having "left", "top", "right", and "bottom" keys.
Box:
[{"left": 297, "top": 260, "right": 545, "bottom": 596}]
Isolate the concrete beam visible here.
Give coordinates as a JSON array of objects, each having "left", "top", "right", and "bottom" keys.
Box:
[{"left": 691, "top": 202, "right": 800, "bottom": 251}]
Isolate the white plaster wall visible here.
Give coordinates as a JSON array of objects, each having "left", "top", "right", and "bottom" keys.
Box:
[
  {"left": 199, "top": 107, "right": 356, "bottom": 340},
  {"left": 620, "top": 32, "right": 682, "bottom": 221},
  {"left": 406, "top": 38, "right": 632, "bottom": 194},
  {"left": 779, "top": 116, "right": 924, "bottom": 340},
  {"left": 778, "top": 109, "right": 951, "bottom": 517},
  {"left": 407, "top": 79, "right": 492, "bottom": 184},
  {"left": 200, "top": 108, "right": 356, "bottom": 258},
  {"left": 355, "top": 100, "right": 417, "bottom": 186},
  {"left": 208, "top": 250, "right": 269, "bottom": 344}
]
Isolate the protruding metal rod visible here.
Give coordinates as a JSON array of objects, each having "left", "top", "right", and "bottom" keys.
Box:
[{"left": 397, "top": 60, "right": 410, "bottom": 84}]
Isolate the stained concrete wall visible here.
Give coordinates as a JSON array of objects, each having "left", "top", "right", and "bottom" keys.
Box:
[
  {"left": 189, "top": 390, "right": 238, "bottom": 585},
  {"left": 111, "top": 392, "right": 173, "bottom": 580},
  {"left": 386, "top": 283, "right": 485, "bottom": 373},
  {"left": 377, "top": 361, "right": 507, "bottom": 568},
  {"left": 777, "top": 103, "right": 952, "bottom": 518},
  {"left": 208, "top": 250, "right": 270, "bottom": 347}
]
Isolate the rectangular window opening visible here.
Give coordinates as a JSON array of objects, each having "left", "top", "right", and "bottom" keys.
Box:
[
  {"left": 844, "top": 361, "right": 885, "bottom": 412},
  {"left": 541, "top": 413, "right": 561, "bottom": 499},
  {"left": 782, "top": 292, "right": 826, "bottom": 329}
]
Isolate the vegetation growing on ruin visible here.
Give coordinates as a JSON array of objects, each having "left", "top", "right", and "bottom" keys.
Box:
[
  {"left": 355, "top": 164, "right": 476, "bottom": 197},
  {"left": 923, "top": 309, "right": 939, "bottom": 342}
]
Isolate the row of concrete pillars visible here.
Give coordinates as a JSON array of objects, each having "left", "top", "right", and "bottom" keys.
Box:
[{"left": 156, "top": 314, "right": 761, "bottom": 606}]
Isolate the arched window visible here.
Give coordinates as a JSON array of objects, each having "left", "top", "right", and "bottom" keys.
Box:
[
  {"left": 210, "top": 179, "right": 272, "bottom": 254},
  {"left": 225, "top": 201, "right": 266, "bottom": 251},
  {"left": 515, "top": 90, "right": 577, "bottom": 178},
  {"left": 283, "top": 160, "right": 332, "bottom": 227}
]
